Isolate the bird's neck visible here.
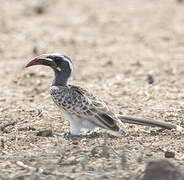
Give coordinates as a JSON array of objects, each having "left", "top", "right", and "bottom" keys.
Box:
[{"left": 52, "top": 71, "right": 69, "bottom": 86}]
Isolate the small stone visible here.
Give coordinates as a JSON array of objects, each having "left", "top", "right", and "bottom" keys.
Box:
[
  {"left": 145, "top": 153, "right": 153, "bottom": 157},
  {"left": 165, "top": 151, "right": 175, "bottom": 158},
  {"left": 60, "top": 156, "right": 78, "bottom": 166},
  {"left": 67, "top": 156, "right": 76, "bottom": 162},
  {"left": 105, "top": 60, "right": 113, "bottom": 66},
  {"left": 71, "top": 167, "right": 76, "bottom": 173},
  {"left": 137, "top": 151, "right": 144, "bottom": 163},
  {"left": 0, "top": 123, "right": 5, "bottom": 131},
  {"left": 147, "top": 74, "right": 154, "bottom": 84},
  {"left": 0, "top": 138, "right": 5, "bottom": 148},
  {"left": 34, "top": 5, "right": 45, "bottom": 14},
  {"left": 0, "top": 98, "right": 6, "bottom": 102},
  {"left": 37, "top": 130, "right": 53, "bottom": 137},
  {"left": 150, "top": 130, "right": 157, "bottom": 136},
  {"left": 81, "top": 138, "right": 87, "bottom": 143},
  {"left": 142, "top": 159, "right": 184, "bottom": 180},
  {"left": 72, "top": 141, "right": 78, "bottom": 145},
  {"left": 32, "top": 46, "right": 38, "bottom": 55}
]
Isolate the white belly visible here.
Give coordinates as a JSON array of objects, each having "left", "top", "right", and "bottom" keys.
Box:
[{"left": 62, "top": 111, "right": 95, "bottom": 135}]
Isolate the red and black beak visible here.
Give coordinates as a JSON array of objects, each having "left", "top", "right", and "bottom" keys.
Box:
[{"left": 25, "top": 54, "right": 56, "bottom": 68}]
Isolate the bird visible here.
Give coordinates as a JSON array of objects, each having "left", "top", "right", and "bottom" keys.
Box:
[{"left": 25, "top": 53, "right": 183, "bottom": 136}]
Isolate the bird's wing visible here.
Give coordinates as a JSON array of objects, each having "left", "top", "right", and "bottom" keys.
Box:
[{"left": 68, "top": 85, "right": 120, "bottom": 131}]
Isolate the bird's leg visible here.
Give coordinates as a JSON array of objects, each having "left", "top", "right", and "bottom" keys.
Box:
[
  {"left": 53, "top": 118, "right": 82, "bottom": 138},
  {"left": 69, "top": 118, "right": 82, "bottom": 136}
]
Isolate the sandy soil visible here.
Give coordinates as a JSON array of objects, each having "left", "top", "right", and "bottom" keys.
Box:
[{"left": 0, "top": 0, "right": 184, "bottom": 179}]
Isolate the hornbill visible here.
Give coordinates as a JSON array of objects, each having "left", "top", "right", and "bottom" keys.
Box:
[{"left": 25, "top": 54, "right": 183, "bottom": 136}]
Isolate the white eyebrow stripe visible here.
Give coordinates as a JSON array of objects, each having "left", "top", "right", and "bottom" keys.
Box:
[{"left": 61, "top": 55, "right": 74, "bottom": 73}]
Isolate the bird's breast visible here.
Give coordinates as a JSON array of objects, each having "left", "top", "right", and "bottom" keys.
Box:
[{"left": 50, "top": 86, "right": 76, "bottom": 113}]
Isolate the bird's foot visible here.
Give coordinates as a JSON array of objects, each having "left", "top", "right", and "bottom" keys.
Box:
[
  {"left": 119, "top": 129, "right": 128, "bottom": 136},
  {"left": 63, "top": 132, "right": 81, "bottom": 139},
  {"left": 53, "top": 131, "right": 81, "bottom": 139}
]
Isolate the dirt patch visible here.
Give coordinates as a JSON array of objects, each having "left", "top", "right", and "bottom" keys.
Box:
[{"left": 0, "top": 0, "right": 184, "bottom": 179}]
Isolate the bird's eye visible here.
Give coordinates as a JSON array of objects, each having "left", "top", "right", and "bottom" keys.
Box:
[{"left": 56, "top": 67, "right": 61, "bottom": 71}]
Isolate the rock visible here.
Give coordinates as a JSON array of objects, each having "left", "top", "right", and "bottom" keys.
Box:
[
  {"left": 67, "top": 156, "right": 76, "bottom": 162},
  {"left": 37, "top": 130, "right": 53, "bottom": 137},
  {"left": 165, "top": 151, "right": 175, "bottom": 158},
  {"left": 34, "top": 5, "right": 45, "bottom": 15},
  {"left": 137, "top": 151, "right": 144, "bottom": 163},
  {"left": 147, "top": 74, "right": 154, "bottom": 84},
  {"left": 142, "top": 159, "right": 184, "bottom": 180},
  {"left": 0, "top": 138, "right": 5, "bottom": 148},
  {"left": 72, "top": 141, "right": 78, "bottom": 145}
]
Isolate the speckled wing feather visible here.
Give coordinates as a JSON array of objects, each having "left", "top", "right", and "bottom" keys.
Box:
[{"left": 50, "top": 85, "right": 120, "bottom": 132}]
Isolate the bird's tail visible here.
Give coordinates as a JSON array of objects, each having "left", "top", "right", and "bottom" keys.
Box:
[{"left": 117, "top": 115, "right": 183, "bottom": 132}]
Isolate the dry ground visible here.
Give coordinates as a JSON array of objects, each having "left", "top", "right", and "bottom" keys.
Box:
[{"left": 0, "top": 0, "right": 184, "bottom": 179}]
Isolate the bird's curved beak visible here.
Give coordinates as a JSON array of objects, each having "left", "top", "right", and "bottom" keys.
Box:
[{"left": 25, "top": 54, "right": 56, "bottom": 68}]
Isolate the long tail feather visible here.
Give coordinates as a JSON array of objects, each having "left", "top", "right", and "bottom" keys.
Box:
[{"left": 117, "top": 115, "right": 183, "bottom": 131}]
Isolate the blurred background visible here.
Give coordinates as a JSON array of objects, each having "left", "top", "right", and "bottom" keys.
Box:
[
  {"left": 1, "top": 0, "right": 184, "bottom": 116},
  {"left": 0, "top": 0, "right": 184, "bottom": 179}
]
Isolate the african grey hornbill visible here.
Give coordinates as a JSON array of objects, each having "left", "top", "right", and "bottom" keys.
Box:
[{"left": 25, "top": 53, "right": 183, "bottom": 136}]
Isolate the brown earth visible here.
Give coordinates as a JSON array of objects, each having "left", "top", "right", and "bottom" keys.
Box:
[{"left": 0, "top": 0, "right": 184, "bottom": 179}]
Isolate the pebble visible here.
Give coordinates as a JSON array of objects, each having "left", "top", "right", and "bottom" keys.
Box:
[
  {"left": 67, "top": 156, "right": 76, "bottom": 162},
  {"left": 147, "top": 74, "right": 154, "bottom": 84},
  {"left": 165, "top": 151, "right": 175, "bottom": 158},
  {"left": 142, "top": 159, "right": 184, "bottom": 180},
  {"left": 36, "top": 130, "right": 53, "bottom": 137}
]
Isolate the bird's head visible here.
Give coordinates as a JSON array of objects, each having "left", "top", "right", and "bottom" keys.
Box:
[{"left": 26, "top": 53, "right": 73, "bottom": 85}]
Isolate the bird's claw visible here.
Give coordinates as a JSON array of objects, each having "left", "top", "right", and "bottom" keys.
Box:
[
  {"left": 63, "top": 132, "right": 81, "bottom": 139},
  {"left": 53, "top": 131, "right": 81, "bottom": 139},
  {"left": 119, "top": 129, "right": 128, "bottom": 136}
]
